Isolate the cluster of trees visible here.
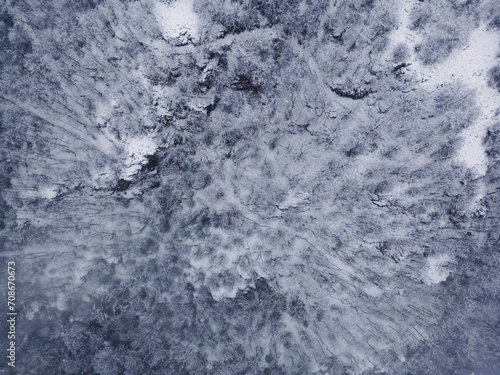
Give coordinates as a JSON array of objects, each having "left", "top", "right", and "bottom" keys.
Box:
[{"left": 0, "top": 0, "right": 499, "bottom": 374}]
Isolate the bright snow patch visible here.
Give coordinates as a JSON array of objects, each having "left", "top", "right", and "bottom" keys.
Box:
[
  {"left": 19, "top": 186, "right": 59, "bottom": 199},
  {"left": 423, "top": 254, "right": 452, "bottom": 285},
  {"left": 387, "top": 2, "right": 500, "bottom": 176},
  {"left": 417, "top": 26, "right": 500, "bottom": 176},
  {"left": 122, "top": 136, "right": 157, "bottom": 178},
  {"left": 154, "top": 0, "right": 199, "bottom": 43}
]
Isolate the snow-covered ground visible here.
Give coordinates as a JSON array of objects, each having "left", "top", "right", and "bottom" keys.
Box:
[
  {"left": 387, "top": 0, "right": 500, "bottom": 176},
  {"left": 424, "top": 254, "right": 453, "bottom": 285},
  {"left": 154, "top": 0, "right": 199, "bottom": 43},
  {"left": 122, "top": 136, "right": 158, "bottom": 178}
]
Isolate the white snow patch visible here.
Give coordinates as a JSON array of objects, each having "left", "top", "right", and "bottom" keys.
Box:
[
  {"left": 55, "top": 293, "right": 67, "bottom": 311},
  {"left": 278, "top": 189, "right": 309, "bottom": 209},
  {"left": 423, "top": 254, "right": 452, "bottom": 285},
  {"left": 387, "top": 2, "right": 500, "bottom": 176},
  {"left": 39, "top": 185, "right": 59, "bottom": 199},
  {"left": 384, "top": 1, "right": 423, "bottom": 57},
  {"left": 154, "top": 0, "right": 199, "bottom": 43},
  {"left": 19, "top": 186, "right": 58, "bottom": 199},
  {"left": 417, "top": 27, "right": 500, "bottom": 176},
  {"left": 299, "top": 1, "right": 307, "bottom": 16},
  {"left": 363, "top": 283, "right": 383, "bottom": 298},
  {"left": 209, "top": 285, "right": 240, "bottom": 301},
  {"left": 122, "top": 136, "right": 158, "bottom": 178},
  {"left": 187, "top": 95, "right": 217, "bottom": 113},
  {"left": 95, "top": 100, "right": 114, "bottom": 126}
]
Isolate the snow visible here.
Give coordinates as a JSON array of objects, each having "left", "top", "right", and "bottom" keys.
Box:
[
  {"left": 154, "top": 0, "right": 199, "bottom": 44},
  {"left": 423, "top": 254, "right": 452, "bottom": 285},
  {"left": 278, "top": 189, "right": 309, "bottom": 209},
  {"left": 387, "top": 1, "right": 500, "bottom": 176},
  {"left": 385, "top": 1, "right": 423, "bottom": 54},
  {"left": 19, "top": 185, "right": 58, "bottom": 199},
  {"left": 122, "top": 136, "right": 158, "bottom": 178},
  {"left": 95, "top": 100, "right": 114, "bottom": 126},
  {"left": 418, "top": 26, "right": 500, "bottom": 176}
]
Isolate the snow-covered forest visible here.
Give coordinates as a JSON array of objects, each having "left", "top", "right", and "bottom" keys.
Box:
[{"left": 0, "top": 0, "right": 499, "bottom": 374}]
